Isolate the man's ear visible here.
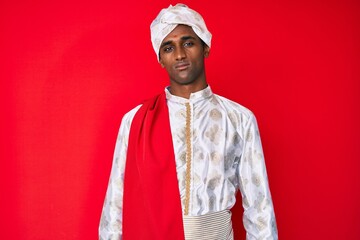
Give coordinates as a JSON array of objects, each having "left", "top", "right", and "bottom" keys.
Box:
[
  {"left": 204, "top": 46, "right": 210, "bottom": 58},
  {"left": 158, "top": 53, "right": 165, "bottom": 68}
]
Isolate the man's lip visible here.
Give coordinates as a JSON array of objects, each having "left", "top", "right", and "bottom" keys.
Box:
[{"left": 175, "top": 62, "right": 190, "bottom": 70}]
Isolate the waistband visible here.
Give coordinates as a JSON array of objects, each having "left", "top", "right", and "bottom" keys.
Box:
[{"left": 182, "top": 210, "right": 234, "bottom": 240}]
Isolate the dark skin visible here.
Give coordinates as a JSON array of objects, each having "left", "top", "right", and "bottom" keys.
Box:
[{"left": 159, "top": 24, "right": 210, "bottom": 99}]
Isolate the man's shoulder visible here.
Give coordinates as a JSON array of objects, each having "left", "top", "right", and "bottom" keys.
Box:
[
  {"left": 213, "top": 94, "right": 255, "bottom": 119},
  {"left": 121, "top": 104, "right": 142, "bottom": 125},
  {"left": 121, "top": 92, "right": 164, "bottom": 123}
]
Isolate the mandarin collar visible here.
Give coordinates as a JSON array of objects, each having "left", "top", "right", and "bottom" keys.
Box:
[{"left": 165, "top": 86, "right": 213, "bottom": 104}]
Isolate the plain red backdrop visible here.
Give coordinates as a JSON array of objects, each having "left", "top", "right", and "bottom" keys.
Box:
[{"left": 1, "top": 0, "right": 359, "bottom": 239}]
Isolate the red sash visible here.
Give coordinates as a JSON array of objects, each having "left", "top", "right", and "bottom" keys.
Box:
[{"left": 122, "top": 93, "right": 185, "bottom": 239}]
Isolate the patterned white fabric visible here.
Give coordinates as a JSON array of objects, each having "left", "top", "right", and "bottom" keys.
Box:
[
  {"left": 99, "top": 86, "right": 278, "bottom": 240},
  {"left": 150, "top": 3, "right": 212, "bottom": 61}
]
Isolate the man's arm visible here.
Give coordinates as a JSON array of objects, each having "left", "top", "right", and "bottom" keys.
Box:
[
  {"left": 238, "top": 114, "right": 278, "bottom": 240},
  {"left": 99, "top": 106, "right": 140, "bottom": 240}
]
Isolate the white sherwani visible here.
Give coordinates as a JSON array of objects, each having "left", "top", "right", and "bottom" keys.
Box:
[{"left": 99, "top": 86, "right": 278, "bottom": 240}]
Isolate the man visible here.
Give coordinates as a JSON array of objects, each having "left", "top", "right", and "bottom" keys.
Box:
[{"left": 99, "top": 3, "right": 277, "bottom": 240}]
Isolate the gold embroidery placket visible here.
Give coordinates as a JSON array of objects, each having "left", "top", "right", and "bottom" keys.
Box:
[{"left": 184, "top": 102, "right": 192, "bottom": 216}]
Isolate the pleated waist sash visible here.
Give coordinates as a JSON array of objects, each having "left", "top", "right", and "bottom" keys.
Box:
[{"left": 182, "top": 210, "right": 234, "bottom": 240}]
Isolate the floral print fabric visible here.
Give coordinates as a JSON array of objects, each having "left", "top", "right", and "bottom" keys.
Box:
[{"left": 99, "top": 86, "right": 277, "bottom": 240}]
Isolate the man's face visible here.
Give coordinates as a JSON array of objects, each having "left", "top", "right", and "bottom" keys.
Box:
[{"left": 159, "top": 24, "right": 209, "bottom": 86}]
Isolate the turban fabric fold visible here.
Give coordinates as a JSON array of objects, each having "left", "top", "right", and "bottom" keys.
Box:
[{"left": 150, "top": 3, "right": 212, "bottom": 60}]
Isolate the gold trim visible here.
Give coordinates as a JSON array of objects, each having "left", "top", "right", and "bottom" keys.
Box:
[{"left": 184, "top": 102, "right": 192, "bottom": 215}]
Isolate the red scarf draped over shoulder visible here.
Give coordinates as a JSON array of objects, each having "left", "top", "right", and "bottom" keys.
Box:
[{"left": 122, "top": 92, "right": 185, "bottom": 239}]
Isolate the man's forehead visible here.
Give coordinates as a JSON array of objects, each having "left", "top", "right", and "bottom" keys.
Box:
[{"left": 161, "top": 25, "right": 198, "bottom": 44}]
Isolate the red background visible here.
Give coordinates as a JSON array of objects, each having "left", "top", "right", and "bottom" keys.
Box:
[{"left": 1, "top": 0, "right": 359, "bottom": 239}]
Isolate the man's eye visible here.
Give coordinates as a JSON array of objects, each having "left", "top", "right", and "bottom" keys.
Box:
[
  {"left": 184, "top": 42, "right": 194, "bottom": 47},
  {"left": 164, "top": 46, "right": 173, "bottom": 52}
]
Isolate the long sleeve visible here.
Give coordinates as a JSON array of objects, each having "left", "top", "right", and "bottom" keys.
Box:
[
  {"left": 238, "top": 114, "right": 278, "bottom": 239},
  {"left": 99, "top": 87, "right": 278, "bottom": 239},
  {"left": 99, "top": 106, "right": 140, "bottom": 240}
]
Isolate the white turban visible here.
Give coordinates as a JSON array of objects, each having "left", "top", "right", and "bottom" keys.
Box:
[{"left": 150, "top": 3, "right": 212, "bottom": 61}]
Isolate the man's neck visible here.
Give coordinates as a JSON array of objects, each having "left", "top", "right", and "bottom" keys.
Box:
[{"left": 169, "top": 82, "right": 208, "bottom": 99}]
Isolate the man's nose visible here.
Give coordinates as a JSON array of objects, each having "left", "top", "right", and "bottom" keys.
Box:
[{"left": 175, "top": 46, "right": 186, "bottom": 60}]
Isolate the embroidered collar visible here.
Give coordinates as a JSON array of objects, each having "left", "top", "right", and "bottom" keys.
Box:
[{"left": 165, "top": 86, "right": 213, "bottom": 104}]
